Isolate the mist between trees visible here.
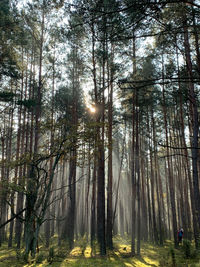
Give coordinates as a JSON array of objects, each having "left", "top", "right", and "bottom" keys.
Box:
[{"left": 0, "top": 0, "right": 200, "bottom": 258}]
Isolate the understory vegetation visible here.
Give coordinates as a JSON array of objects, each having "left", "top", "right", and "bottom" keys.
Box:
[{"left": 0, "top": 237, "right": 200, "bottom": 267}]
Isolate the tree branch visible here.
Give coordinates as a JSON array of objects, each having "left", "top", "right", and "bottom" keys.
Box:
[{"left": 0, "top": 208, "right": 26, "bottom": 229}]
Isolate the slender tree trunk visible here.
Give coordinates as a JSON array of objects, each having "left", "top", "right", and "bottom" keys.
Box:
[
  {"left": 136, "top": 98, "right": 141, "bottom": 255},
  {"left": 91, "top": 159, "right": 97, "bottom": 253},
  {"left": 24, "top": 6, "right": 44, "bottom": 256},
  {"left": 113, "top": 124, "right": 126, "bottom": 231},
  {"left": 131, "top": 34, "right": 137, "bottom": 256},
  {"left": 183, "top": 19, "right": 200, "bottom": 246},
  {"left": 97, "top": 70, "right": 106, "bottom": 255},
  {"left": 90, "top": 21, "right": 97, "bottom": 253},
  {"left": 96, "top": 14, "right": 106, "bottom": 255},
  {"left": 106, "top": 45, "right": 114, "bottom": 250},
  {"left": 85, "top": 144, "right": 91, "bottom": 241},
  {"left": 131, "top": 93, "right": 136, "bottom": 256},
  {"left": 0, "top": 124, "right": 6, "bottom": 246},
  {"left": 162, "top": 53, "right": 178, "bottom": 247},
  {"left": 150, "top": 134, "right": 158, "bottom": 244},
  {"left": 45, "top": 44, "right": 56, "bottom": 248},
  {"left": 191, "top": 4, "right": 200, "bottom": 75},
  {"left": 6, "top": 98, "right": 14, "bottom": 247},
  {"left": 152, "top": 115, "right": 163, "bottom": 245},
  {"left": 15, "top": 46, "right": 25, "bottom": 248},
  {"left": 146, "top": 112, "right": 153, "bottom": 241}
]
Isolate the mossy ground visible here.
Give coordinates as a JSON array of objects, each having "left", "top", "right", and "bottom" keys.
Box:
[{"left": 0, "top": 237, "right": 199, "bottom": 267}]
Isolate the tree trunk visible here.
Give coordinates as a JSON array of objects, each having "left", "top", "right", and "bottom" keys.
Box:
[
  {"left": 106, "top": 45, "right": 114, "bottom": 250},
  {"left": 162, "top": 54, "right": 178, "bottom": 247},
  {"left": 24, "top": 6, "right": 44, "bottom": 256},
  {"left": 183, "top": 19, "right": 200, "bottom": 247},
  {"left": 136, "top": 99, "right": 141, "bottom": 255}
]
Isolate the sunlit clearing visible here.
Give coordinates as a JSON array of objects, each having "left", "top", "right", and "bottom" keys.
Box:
[
  {"left": 70, "top": 247, "right": 82, "bottom": 256},
  {"left": 84, "top": 246, "right": 91, "bottom": 258},
  {"left": 124, "top": 263, "right": 132, "bottom": 267},
  {"left": 143, "top": 256, "right": 158, "bottom": 266}
]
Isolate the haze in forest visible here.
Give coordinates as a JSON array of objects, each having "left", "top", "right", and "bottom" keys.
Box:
[{"left": 0, "top": 0, "right": 200, "bottom": 266}]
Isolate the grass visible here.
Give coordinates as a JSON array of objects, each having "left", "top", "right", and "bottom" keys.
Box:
[{"left": 0, "top": 237, "right": 200, "bottom": 267}]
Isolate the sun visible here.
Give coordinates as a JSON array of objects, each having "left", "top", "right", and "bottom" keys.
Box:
[{"left": 89, "top": 106, "right": 96, "bottom": 113}]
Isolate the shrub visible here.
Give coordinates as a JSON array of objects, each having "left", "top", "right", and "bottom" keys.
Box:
[
  {"left": 183, "top": 239, "right": 192, "bottom": 258},
  {"left": 15, "top": 249, "right": 22, "bottom": 261},
  {"left": 79, "top": 236, "right": 87, "bottom": 255},
  {"left": 169, "top": 247, "right": 176, "bottom": 267},
  {"left": 47, "top": 247, "right": 54, "bottom": 263},
  {"left": 15, "top": 250, "right": 29, "bottom": 263},
  {"left": 35, "top": 252, "right": 45, "bottom": 263},
  {"left": 159, "top": 255, "right": 170, "bottom": 266},
  {"left": 57, "top": 249, "right": 67, "bottom": 258},
  {"left": 23, "top": 252, "right": 29, "bottom": 263}
]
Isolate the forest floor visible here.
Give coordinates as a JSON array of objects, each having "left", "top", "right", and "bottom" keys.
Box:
[{"left": 0, "top": 236, "right": 200, "bottom": 267}]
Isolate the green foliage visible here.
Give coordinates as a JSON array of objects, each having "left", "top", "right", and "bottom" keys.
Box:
[
  {"left": 47, "top": 247, "right": 55, "bottom": 263},
  {"left": 54, "top": 85, "right": 84, "bottom": 124},
  {"left": 182, "top": 239, "right": 199, "bottom": 260},
  {"left": 169, "top": 246, "right": 176, "bottom": 266},
  {"left": 23, "top": 253, "right": 30, "bottom": 263},
  {"left": 35, "top": 252, "right": 45, "bottom": 263},
  {"left": 78, "top": 236, "right": 87, "bottom": 255},
  {"left": 183, "top": 239, "right": 192, "bottom": 259},
  {"left": 17, "top": 98, "right": 37, "bottom": 109},
  {"left": 0, "top": 0, "right": 21, "bottom": 80},
  {"left": 159, "top": 255, "right": 170, "bottom": 266},
  {"left": 56, "top": 249, "right": 68, "bottom": 258},
  {"left": 0, "top": 240, "right": 200, "bottom": 267},
  {"left": 15, "top": 249, "right": 29, "bottom": 263},
  {"left": 192, "top": 249, "right": 199, "bottom": 260},
  {"left": 15, "top": 249, "right": 22, "bottom": 261},
  {"left": 190, "top": 264, "right": 200, "bottom": 267},
  {"left": 0, "top": 180, "right": 25, "bottom": 197},
  {"left": 0, "top": 91, "right": 17, "bottom": 102}
]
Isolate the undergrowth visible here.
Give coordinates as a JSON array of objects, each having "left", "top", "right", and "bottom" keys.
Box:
[{"left": 0, "top": 237, "right": 199, "bottom": 266}]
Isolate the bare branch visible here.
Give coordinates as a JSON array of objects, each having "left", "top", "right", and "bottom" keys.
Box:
[{"left": 0, "top": 208, "right": 26, "bottom": 229}]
